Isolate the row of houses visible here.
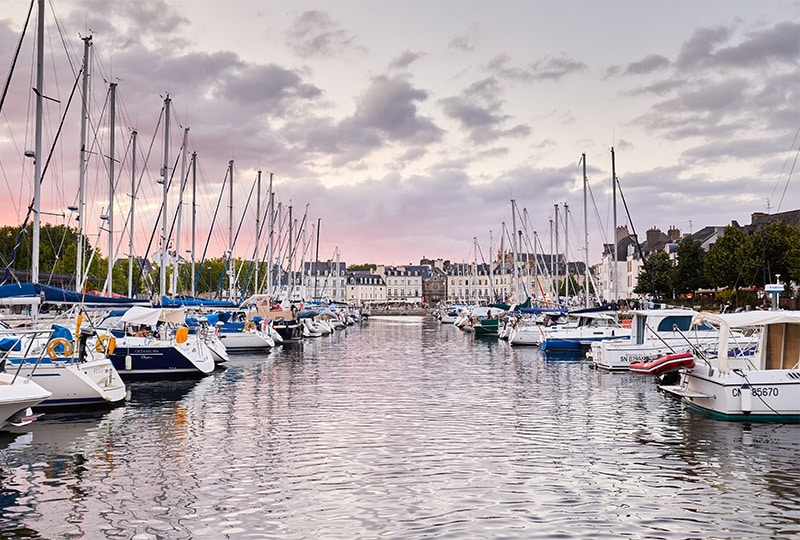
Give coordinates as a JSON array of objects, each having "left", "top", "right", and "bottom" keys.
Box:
[{"left": 295, "top": 209, "right": 799, "bottom": 306}]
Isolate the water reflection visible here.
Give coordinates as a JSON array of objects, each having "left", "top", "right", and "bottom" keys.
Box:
[{"left": 0, "top": 316, "right": 796, "bottom": 538}]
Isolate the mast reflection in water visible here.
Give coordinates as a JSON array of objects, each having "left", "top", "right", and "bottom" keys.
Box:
[{"left": 0, "top": 315, "right": 798, "bottom": 538}]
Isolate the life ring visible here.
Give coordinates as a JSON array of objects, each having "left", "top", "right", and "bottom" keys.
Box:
[
  {"left": 243, "top": 321, "right": 256, "bottom": 332},
  {"left": 47, "top": 337, "right": 74, "bottom": 360},
  {"left": 175, "top": 326, "right": 189, "bottom": 343},
  {"left": 95, "top": 335, "right": 117, "bottom": 355}
]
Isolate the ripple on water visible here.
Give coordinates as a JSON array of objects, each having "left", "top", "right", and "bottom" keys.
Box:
[{"left": 0, "top": 316, "right": 798, "bottom": 538}]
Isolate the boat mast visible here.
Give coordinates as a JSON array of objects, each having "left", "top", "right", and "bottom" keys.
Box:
[
  {"left": 313, "top": 217, "right": 321, "bottom": 300},
  {"left": 583, "top": 153, "right": 589, "bottom": 308},
  {"left": 105, "top": 82, "right": 117, "bottom": 296},
  {"left": 76, "top": 35, "right": 91, "bottom": 291},
  {"left": 473, "top": 236, "right": 478, "bottom": 304},
  {"left": 127, "top": 130, "right": 137, "bottom": 298},
  {"left": 227, "top": 159, "right": 234, "bottom": 300},
  {"left": 489, "top": 229, "right": 494, "bottom": 302},
  {"left": 611, "top": 147, "right": 618, "bottom": 304},
  {"left": 172, "top": 126, "right": 189, "bottom": 296},
  {"left": 190, "top": 151, "right": 197, "bottom": 297},
  {"left": 159, "top": 94, "right": 171, "bottom": 302},
  {"left": 510, "top": 200, "right": 519, "bottom": 302},
  {"left": 549, "top": 217, "right": 553, "bottom": 305},
  {"left": 499, "top": 221, "right": 506, "bottom": 301},
  {"left": 31, "top": 0, "right": 44, "bottom": 309},
  {"left": 267, "top": 173, "right": 274, "bottom": 296},
  {"left": 554, "top": 204, "right": 559, "bottom": 305},
  {"left": 254, "top": 169, "right": 262, "bottom": 295},
  {"left": 564, "top": 202, "right": 569, "bottom": 301}
]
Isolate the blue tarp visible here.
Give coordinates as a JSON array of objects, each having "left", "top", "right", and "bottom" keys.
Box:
[
  {"left": 160, "top": 296, "right": 236, "bottom": 308},
  {"left": 0, "top": 283, "right": 148, "bottom": 307}
]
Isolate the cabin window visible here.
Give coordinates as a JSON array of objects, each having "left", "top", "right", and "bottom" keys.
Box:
[{"left": 657, "top": 316, "right": 691, "bottom": 333}]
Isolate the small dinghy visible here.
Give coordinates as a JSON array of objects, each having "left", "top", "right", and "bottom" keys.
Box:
[{"left": 630, "top": 351, "right": 695, "bottom": 375}]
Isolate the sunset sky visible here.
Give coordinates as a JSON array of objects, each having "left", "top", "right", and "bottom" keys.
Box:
[{"left": 0, "top": 0, "right": 798, "bottom": 271}]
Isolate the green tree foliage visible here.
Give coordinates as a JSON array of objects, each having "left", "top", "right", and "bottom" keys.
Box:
[
  {"left": 0, "top": 224, "right": 103, "bottom": 288},
  {"left": 347, "top": 263, "right": 376, "bottom": 272},
  {"left": 703, "top": 225, "right": 748, "bottom": 288},
  {"left": 672, "top": 236, "right": 708, "bottom": 294},
  {"left": 633, "top": 251, "right": 673, "bottom": 299},
  {"left": 745, "top": 221, "right": 800, "bottom": 287}
]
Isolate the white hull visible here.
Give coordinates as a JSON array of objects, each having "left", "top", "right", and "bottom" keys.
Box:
[
  {"left": 508, "top": 324, "right": 543, "bottom": 346},
  {"left": 8, "top": 357, "right": 126, "bottom": 408},
  {"left": 662, "top": 363, "right": 799, "bottom": 421},
  {"left": 591, "top": 336, "right": 723, "bottom": 371},
  {"left": 218, "top": 331, "right": 274, "bottom": 353},
  {"left": 0, "top": 373, "right": 51, "bottom": 429}
]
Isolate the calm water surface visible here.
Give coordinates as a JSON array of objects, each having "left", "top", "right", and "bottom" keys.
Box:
[{"left": 1, "top": 316, "right": 798, "bottom": 539}]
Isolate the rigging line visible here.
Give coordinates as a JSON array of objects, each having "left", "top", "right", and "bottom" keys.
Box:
[
  {"left": 770, "top": 124, "right": 800, "bottom": 211},
  {"left": 194, "top": 165, "right": 228, "bottom": 295},
  {"left": 615, "top": 174, "right": 655, "bottom": 298},
  {"left": 126, "top": 111, "right": 162, "bottom": 293},
  {"left": 0, "top": 0, "right": 35, "bottom": 115},
  {"left": 1, "top": 67, "right": 80, "bottom": 285},
  {"left": 776, "top": 133, "right": 799, "bottom": 212},
  {"left": 132, "top": 106, "right": 166, "bottom": 296}
]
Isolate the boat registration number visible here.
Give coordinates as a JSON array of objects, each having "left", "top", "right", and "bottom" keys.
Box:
[{"left": 731, "top": 387, "right": 779, "bottom": 397}]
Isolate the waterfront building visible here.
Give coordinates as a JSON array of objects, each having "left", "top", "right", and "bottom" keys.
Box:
[
  {"left": 302, "top": 260, "right": 347, "bottom": 302},
  {"left": 346, "top": 271, "right": 386, "bottom": 303}
]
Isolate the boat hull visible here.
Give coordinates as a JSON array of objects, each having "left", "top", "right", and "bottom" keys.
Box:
[
  {"left": 0, "top": 373, "right": 51, "bottom": 428},
  {"left": 661, "top": 364, "right": 800, "bottom": 423},
  {"left": 104, "top": 337, "right": 215, "bottom": 378},
  {"left": 7, "top": 357, "right": 126, "bottom": 408}
]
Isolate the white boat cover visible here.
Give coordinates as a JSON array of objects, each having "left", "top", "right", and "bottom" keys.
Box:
[
  {"left": 120, "top": 306, "right": 186, "bottom": 326},
  {"left": 693, "top": 311, "right": 800, "bottom": 329},
  {"left": 692, "top": 310, "right": 800, "bottom": 372}
]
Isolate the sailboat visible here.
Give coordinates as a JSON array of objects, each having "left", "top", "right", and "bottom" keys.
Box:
[{"left": 0, "top": 2, "right": 127, "bottom": 409}]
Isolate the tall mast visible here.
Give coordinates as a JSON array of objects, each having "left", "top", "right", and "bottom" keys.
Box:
[
  {"left": 473, "top": 236, "right": 478, "bottom": 304},
  {"left": 510, "top": 200, "right": 519, "bottom": 301},
  {"left": 76, "top": 35, "right": 91, "bottom": 291},
  {"left": 190, "top": 151, "right": 197, "bottom": 297},
  {"left": 159, "top": 95, "right": 171, "bottom": 302},
  {"left": 314, "top": 217, "right": 321, "bottom": 300},
  {"left": 554, "top": 203, "right": 559, "bottom": 305},
  {"left": 499, "top": 222, "right": 506, "bottom": 301},
  {"left": 227, "top": 159, "right": 234, "bottom": 300},
  {"left": 128, "top": 130, "right": 137, "bottom": 298},
  {"left": 564, "top": 202, "right": 569, "bottom": 300},
  {"left": 267, "top": 173, "right": 274, "bottom": 296},
  {"left": 611, "top": 147, "right": 618, "bottom": 304},
  {"left": 583, "top": 153, "right": 589, "bottom": 308},
  {"left": 172, "top": 126, "right": 189, "bottom": 296},
  {"left": 549, "top": 217, "right": 554, "bottom": 304},
  {"left": 254, "top": 169, "right": 262, "bottom": 295},
  {"left": 31, "top": 0, "right": 44, "bottom": 298},
  {"left": 489, "top": 229, "right": 494, "bottom": 302},
  {"left": 106, "top": 82, "right": 117, "bottom": 296}
]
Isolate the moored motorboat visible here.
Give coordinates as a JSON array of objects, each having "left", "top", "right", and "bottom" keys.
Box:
[{"left": 660, "top": 311, "right": 800, "bottom": 423}]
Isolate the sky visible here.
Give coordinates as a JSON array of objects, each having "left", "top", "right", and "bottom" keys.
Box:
[{"left": 0, "top": 0, "right": 798, "bottom": 271}]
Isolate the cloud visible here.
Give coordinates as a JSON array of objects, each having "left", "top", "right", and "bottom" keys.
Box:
[
  {"left": 677, "top": 22, "right": 800, "bottom": 71},
  {"left": 297, "top": 75, "right": 443, "bottom": 165},
  {"left": 487, "top": 53, "right": 587, "bottom": 83},
  {"left": 285, "top": 10, "right": 364, "bottom": 58},
  {"left": 440, "top": 77, "right": 530, "bottom": 145},
  {"left": 388, "top": 50, "right": 427, "bottom": 71}
]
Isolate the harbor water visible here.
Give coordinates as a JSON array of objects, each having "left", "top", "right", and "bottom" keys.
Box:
[{"left": 1, "top": 316, "right": 798, "bottom": 538}]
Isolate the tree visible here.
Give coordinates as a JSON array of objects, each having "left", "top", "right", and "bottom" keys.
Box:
[
  {"left": 704, "top": 225, "right": 748, "bottom": 288},
  {"left": 742, "top": 221, "right": 800, "bottom": 288},
  {"left": 347, "top": 263, "right": 376, "bottom": 272},
  {"left": 672, "top": 236, "right": 708, "bottom": 294},
  {"left": 633, "top": 251, "right": 673, "bottom": 299}
]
